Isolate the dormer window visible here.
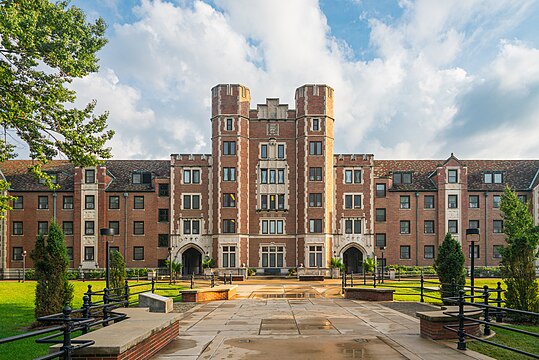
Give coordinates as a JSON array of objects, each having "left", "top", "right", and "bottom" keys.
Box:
[
  {"left": 484, "top": 171, "right": 504, "bottom": 184},
  {"left": 39, "top": 173, "right": 58, "bottom": 184},
  {"left": 132, "top": 171, "right": 151, "bottom": 184},
  {"left": 448, "top": 169, "right": 458, "bottom": 183},
  {"left": 393, "top": 172, "right": 412, "bottom": 184}
]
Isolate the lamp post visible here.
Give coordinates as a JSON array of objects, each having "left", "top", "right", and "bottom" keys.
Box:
[
  {"left": 168, "top": 247, "right": 173, "bottom": 284},
  {"left": 22, "top": 250, "right": 27, "bottom": 283},
  {"left": 466, "top": 228, "right": 480, "bottom": 303},
  {"left": 380, "top": 246, "right": 386, "bottom": 284},
  {"left": 100, "top": 228, "right": 115, "bottom": 289}
]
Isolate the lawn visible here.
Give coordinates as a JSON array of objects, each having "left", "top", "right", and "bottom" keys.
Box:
[
  {"left": 467, "top": 324, "right": 539, "bottom": 360},
  {"left": 0, "top": 280, "right": 185, "bottom": 359}
]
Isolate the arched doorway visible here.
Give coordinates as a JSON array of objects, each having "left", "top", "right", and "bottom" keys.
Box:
[
  {"left": 182, "top": 248, "right": 202, "bottom": 275},
  {"left": 343, "top": 247, "right": 364, "bottom": 273}
]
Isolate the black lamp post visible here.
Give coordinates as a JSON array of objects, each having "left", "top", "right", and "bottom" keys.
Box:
[
  {"left": 168, "top": 247, "right": 173, "bottom": 284},
  {"left": 466, "top": 228, "right": 480, "bottom": 303},
  {"left": 380, "top": 246, "right": 386, "bottom": 284},
  {"left": 100, "top": 228, "right": 115, "bottom": 289},
  {"left": 22, "top": 250, "right": 27, "bottom": 283}
]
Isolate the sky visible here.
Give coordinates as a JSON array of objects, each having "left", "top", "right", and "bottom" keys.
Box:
[{"left": 49, "top": 0, "right": 539, "bottom": 160}]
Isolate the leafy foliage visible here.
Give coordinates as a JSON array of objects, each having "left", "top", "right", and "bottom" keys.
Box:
[
  {"left": 31, "top": 221, "right": 73, "bottom": 320},
  {"left": 110, "top": 250, "right": 126, "bottom": 296},
  {"left": 499, "top": 186, "right": 539, "bottom": 313},
  {"left": 362, "top": 258, "right": 377, "bottom": 273},
  {"left": 434, "top": 233, "right": 466, "bottom": 303},
  {"left": 330, "top": 257, "right": 344, "bottom": 271},
  {"left": 165, "top": 259, "right": 183, "bottom": 279},
  {"left": 202, "top": 256, "right": 216, "bottom": 269},
  {"left": 0, "top": 0, "right": 114, "bottom": 215}
]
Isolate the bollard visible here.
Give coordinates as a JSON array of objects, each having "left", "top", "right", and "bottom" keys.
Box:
[
  {"left": 420, "top": 274, "right": 424, "bottom": 303},
  {"left": 62, "top": 306, "right": 74, "bottom": 360},
  {"left": 457, "top": 290, "right": 466, "bottom": 350},
  {"left": 495, "top": 282, "right": 503, "bottom": 322},
  {"left": 483, "top": 285, "right": 491, "bottom": 336}
]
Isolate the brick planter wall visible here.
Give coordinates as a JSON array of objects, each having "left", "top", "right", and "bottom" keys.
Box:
[
  {"left": 416, "top": 311, "right": 482, "bottom": 340},
  {"left": 181, "top": 285, "right": 237, "bottom": 302},
  {"left": 344, "top": 287, "right": 394, "bottom": 301}
]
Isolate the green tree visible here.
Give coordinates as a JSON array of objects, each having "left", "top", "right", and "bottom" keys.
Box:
[
  {"left": 165, "top": 259, "right": 183, "bottom": 280},
  {"left": 110, "top": 250, "right": 127, "bottom": 297},
  {"left": 31, "top": 221, "right": 74, "bottom": 320},
  {"left": 434, "top": 233, "right": 466, "bottom": 303},
  {"left": 499, "top": 186, "right": 539, "bottom": 312},
  {"left": 0, "top": 0, "right": 114, "bottom": 214},
  {"left": 362, "top": 258, "right": 377, "bottom": 274}
]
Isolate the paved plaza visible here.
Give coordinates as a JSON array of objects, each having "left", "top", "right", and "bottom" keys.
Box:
[{"left": 153, "top": 283, "right": 492, "bottom": 360}]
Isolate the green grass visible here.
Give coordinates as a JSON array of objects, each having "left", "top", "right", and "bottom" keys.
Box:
[
  {"left": 467, "top": 324, "right": 539, "bottom": 360},
  {"left": 0, "top": 280, "right": 186, "bottom": 359}
]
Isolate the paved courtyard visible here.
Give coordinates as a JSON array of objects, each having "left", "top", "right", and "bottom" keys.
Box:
[{"left": 154, "top": 283, "right": 491, "bottom": 360}]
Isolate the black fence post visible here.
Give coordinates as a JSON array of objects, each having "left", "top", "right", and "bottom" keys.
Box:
[
  {"left": 103, "top": 288, "right": 110, "bottom": 327},
  {"left": 191, "top": 273, "right": 195, "bottom": 289},
  {"left": 61, "top": 306, "right": 74, "bottom": 360},
  {"left": 86, "top": 284, "right": 93, "bottom": 305},
  {"left": 151, "top": 278, "right": 155, "bottom": 294},
  {"left": 229, "top": 273, "right": 233, "bottom": 285},
  {"left": 457, "top": 290, "right": 466, "bottom": 350},
  {"left": 124, "top": 279, "right": 129, "bottom": 307},
  {"left": 373, "top": 272, "right": 376, "bottom": 288},
  {"left": 420, "top": 274, "right": 424, "bottom": 303},
  {"left": 350, "top": 272, "right": 354, "bottom": 287},
  {"left": 483, "top": 285, "right": 491, "bottom": 336},
  {"left": 451, "top": 278, "right": 457, "bottom": 298},
  {"left": 211, "top": 273, "right": 215, "bottom": 288},
  {"left": 341, "top": 271, "right": 345, "bottom": 294},
  {"left": 82, "top": 295, "right": 91, "bottom": 334},
  {"left": 363, "top": 269, "right": 366, "bottom": 285},
  {"left": 496, "top": 281, "right": 503, "bottom": 322}
]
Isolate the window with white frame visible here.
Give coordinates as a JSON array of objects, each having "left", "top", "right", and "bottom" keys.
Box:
[
  {"left": 312, "top": 118, "right": 320, "bottom": 131},
  {"left": 261, "top": 219, "right": 284, "bottom": 234},
  {"left": 261, "top": 245, "right": 284, "bottom": 268},
  {"left": 309, "top": 141, "right": 322, "bottom": 155},
  {"left": 344, "top": 194, "right": 361, "bottom": 209},
  {"left": 424, "top": 195, "right": 435, "bottom": 209},
  {"left": 183, "top": 219, "right": 200, "bottom": 235},
  {"left": 469, "top": 195, "right": 479, "bottom": 208},
  {"left": 424, "top": 220, "right": 435, "bottom": 234},
  {"left": 183, "top": 169, "right": 201, "bottom": 184},
  {"left": 225, "top": 118, "right": 233, "bottom": 131},
  {"left": 223, "top": 167, "right": 236, "bottom": 181},
  {"left": 344, "top": 169, "right": 362, "bottom": 184},
  {"left": 400, "top": 195, "right": 410, "bottom": 209},
  {"left": 493, "top": 220, "right": 504, "bottom": 233},
  {"left": 223, "top": 141, "right": 236, "bottom": 155},
  {"left": 308, "top": 245, "right": 323, "bottom": 267},
  {"left": 448, "top": 220, "right": 458, "bottom": 234},
  {"left": 309, "top": 167, "right": 322, "bottom": 181},
  {"left": 223, "top": 193, "right": 236, "bottom": 207},
  {"left": 447, "top": 169, "right": 458, "bottom": 183},
  {"left": 493, "top": 195, "right": 501, "bottom": 208},
  {"left": 344, "top": 219, "right": 362, "bottom": 234},
  {"left": 309, "top": 193, "right": 322, "bottom": 207},
  {"left": 448, "top": 194, "right": 458, "bottom": 209},
  {"left": 183, "top": 194, "right": 200, "bottom": 209},
  {"left": 277, "top": 144, "right": 285, "bottom": 159},
  {"left": 222, "top": 246, "right": 236, "bottom": 267},
  {"left": 260, "top": 194, "right": 285, "bottom": 210},
  {"left": 309, "top": 219, "right": 323, "bottom": 233},
  {"left": 223, "top": 219, "right": 236, "bottom": 233},
  {"left": 484, "top": 171, "right": 504, "bottom": 184},
  {"left": 400, "top": 220, "right": 410, "bottom": 234},
  {"left": 261, "top": 144, "right": 268, "bottom": 159}
]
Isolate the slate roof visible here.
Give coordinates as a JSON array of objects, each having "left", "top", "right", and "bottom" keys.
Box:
[
  {"left": 104, "top": 160, "right": 170, "bottom": 192},
  {"left": 0, "top": 160, "right": 75, "bottom": 191}
]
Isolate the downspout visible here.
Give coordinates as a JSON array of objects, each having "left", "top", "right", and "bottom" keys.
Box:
[
  {"left": 123, "top": 192, "right": 128, "bottom": 260},
  {"left": 53, "top": 192, "right": 57, "bottom": 221},
  {"left": 415, "top": 192, "right": 419, "bottom": 266},
  {"left": 484, "top": 191, "right": 489, "bottom": 267}
]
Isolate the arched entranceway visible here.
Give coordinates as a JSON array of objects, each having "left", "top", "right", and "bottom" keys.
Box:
[
  {"left": 182, "top": 247, "right": 202, "bottom": 275},
  {"left": 343, "top": 247, "right": 364, "bottom": 273}
]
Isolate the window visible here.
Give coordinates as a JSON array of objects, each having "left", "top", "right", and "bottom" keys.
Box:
[
  {"left": 223, "top": 141, "right": 236, "bottom": 155},
  {"left": 38, "top": 196, "right": 48, "bottom": 209},
  {"left": 183, "top": 194, "right": 200, "bottom": 209},
  {"left": 518, "top": 195, "right": 527, "bottom": 203},
  {"left": 312, "top": 118, "right": 319, "bottom": 131},
  {"left": 344, "top": 169, "right": 362, "bottom": 184},
  {"left": 84, "top": 247, "right": 94, "bottom": 261},
  {"left": 309, "top": 245, "right": 323, "bottom": 267},
  {"left": 344, "top": 219, "right": 362, "bottom": 234},
  {"left": 376, "top": 184, "right": 386, "bottom": 197},
  {"left": 109, "top": 221, "right": 119, "bottom": 236},
  {"left": 400, "top": 246, "right": 411, "bottom": 259},
  {"left": 376, "top": 233, "right": 386, "bottom": 247},
  {"left": 469, "top": 195, "right": 479, "bottom": 208},
  {"left": 277, "top": 169, "right": 285, "bottom": 184},
  {"left": 400, "top": 220, "right": 410, "bottom": 234},
  {"left": 309, "top": 141, "right": 322, "bottom": 155},
  {"left": 309, "top": 219, "right": 322, "bottom": 233},
  {"left": 158, "top": 209, "right": 169, "bottom": 222},
  {"left": 85, "top": 195, "right": 95, "bottom": 209},
  {"left": 12, "top": 222, "right": 23, "bottom": 235},
  {"left": 493, "top": 195, "right": 501, "bottom": 208},
  {"left": 345, "top": 170, "right": 353, "bottom": 184},
  {"left": 63, "top": 221, "right": 73, "bottom": 236},
  {"left": 260, "top": 169, "right": 268, "bottom": 184},
  {"left": 158, "top": 234, "right": 169, "bottom": 248},
  {"left": 223, "top": 167, "right": 236, "bottom": 181},
  {"left": 85, "top": 169, "right": 95, "bottom": 183},
  {"left": 469, "top": 220, "right": 479, "bottom": 229},
  {"left": 269, "top": 170, "right": 276, "bottom": 184},
  {"left": 12, "top": 247, "right": 23, "bottom": 261},
  {"left": 448, "top": 194, "right": 458, "bottom": 208},
  {"left": 448, "top": 169, "right": 458, "bottom": 183},
  {"left": 261, "top": 144, "right": 268, "bottom": 159},
  {"left": 38, "top": 221, "right": 48, "bottom": 235},
  {"left": 133, "top": 196, "right": 144, "bottom": 209},
  {"left": 85, "top": 221, "right": 95, "bottom": 235},
  {"left": 493, "top": 245, "right": 503, "bottom": 259},
  {"left": 448, "top": 220, "right": 458, "bottom": 234},
  {"left": 13, "top": 196, "right": 23, "bottom": 209},
  {"left": 60, "top": 196, "right": 72, "bottom": 210},
  {"left": 134, "top": 247, "right": 144, "bottom": 261},
  {"left": 424, "top": 195, "right": 434, "bottom": 209},
  {"left": 66, "top": 247, "right": 73, "bottom": 261},
  {"left": 226, "top": 118, "right": 233, "bottom": 131},
  {"left": 309, "top": 167, "right": 322, "bottom": 181},
  {"left": 393, "top": 172, "right": 412, "bottom": 184},
  {"left": 344, "top": 194, "right": 361, "bottom": 209},
  {"left": 183, "top": 220, "right": 191, "bottom": 235},
  {"left": 424, "top": 220, "right": 435, "bottom": 234},
  {"left": 469, "top": 244, "right": 480, "bottom": 258},
  {"left": 222, "top": 246, "right": 236, "bottom": 267},
  {"left": 484, "top": 171, "right": 504, "bottom": 184},
  {"left": 159, "top": 183, "right": 169, "bottom": 196},
  {"left": 376, "top": 208, "right": 386, "bottom": 222},
  {"left": 278, "top": 194, "right": 285, "bottom": 210},
  {"left": 132, "top": 171, "right": 151, "bottom": 184},
  {"left": 277, "top": 144, "right": 285, "bottom": 159},
  {"left": 109, "top": 246, "right": 120, "bottom": 254},
  {"left": 309, "top": 193, "right": 322, "bottom": 207},
  {"left": 106, "top": 195, "right": 119, "bottom": 209},
  {"left": 493, "top": 220, "right": 504, "bottom": 233},
  {"left": 261, "top": 246, "right": 284, "bottom": 268},
  {"left": 424, "top": 245, "right": 435, "bottom": 259},
  {"left": 400, "top": 196, "right": 410, "bottom": 209},
  {"left": 223, "top": 193, "right": 236, "bottom": 207},
  {"left": 261, "top": 195, "right": 267, "bottom": 209},
  {"left": 261, "top": 220, "right": 284, "bottom": 234},
  {"left": 494, "top": 172, "right": 503, "bottom": 183},
  {"left": 223, "top": 219, "right": 236, "bottom": 233},
  {"left": 133, "top": 221, "right": 144, "bottom": 235},
  {"left": 183, "top": 169, "right": 200, "bottom": 184}
]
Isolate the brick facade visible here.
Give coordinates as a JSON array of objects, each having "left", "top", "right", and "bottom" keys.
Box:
[{"left": 1, "top": 84, "right": 539, "bottom": 278}]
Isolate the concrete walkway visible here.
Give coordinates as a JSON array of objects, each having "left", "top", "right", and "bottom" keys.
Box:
[{"left": 153, "top": 283, "right": 492, "bottom": 360}]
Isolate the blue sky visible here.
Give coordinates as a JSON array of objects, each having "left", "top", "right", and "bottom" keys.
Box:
[{"left": 58, "top": 0, "right": 539, "bottom": 160}]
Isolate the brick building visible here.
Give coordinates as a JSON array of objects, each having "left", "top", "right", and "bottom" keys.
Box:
[{"left": 1, "top": 84, "right": 539, "bottom": 278}]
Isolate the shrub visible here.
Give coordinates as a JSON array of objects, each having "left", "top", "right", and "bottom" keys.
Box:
[
  {"left": 330, "top": 257, "right": 344, "bottom": 271},
  {"left": 202, "top": 256, "right": 216, "bottom": 269},
  {"left": 247, "top": 268, "right": 257, "bottom": 276},
  {"left": 362, "top": 258, "right": 377, "bottom": 274},
  {"left": 110, "top": 250, "right": 127, "bottom": 296},
  {"left": 434, "top": 233, "right": 466, "bottom": 303}
]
